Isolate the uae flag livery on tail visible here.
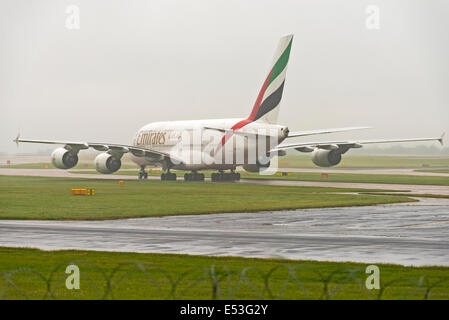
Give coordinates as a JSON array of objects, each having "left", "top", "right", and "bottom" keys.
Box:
[
  {"left": 215, "top": 34, "right": 293, "bottom": 154},
  {"left": 248, "top": 34, "right": 293, "bottom": 125}
]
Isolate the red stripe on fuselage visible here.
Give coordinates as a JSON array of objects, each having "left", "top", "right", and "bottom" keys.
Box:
[{"left": 214, "top": 69, "right": 273, "bottom": 155}]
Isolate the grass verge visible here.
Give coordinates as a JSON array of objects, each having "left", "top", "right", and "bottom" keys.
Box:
[
  {"left": 71, "top": 169, "right": 449, "bottom": 186},
  {"left": 1, "top": 247, "right": 448, "bottom": 300},
  {"left": 0, "top": 175, "right": 414, "bottom": 220},
  {"left": 244, "top": 171, "right": 449, "bottom": 186},
  {"left": 361, "top": 193, "right": 449, "bottom": 199},
  {"left": 415, "top": 169, "right": 449, "bottom": 174}
]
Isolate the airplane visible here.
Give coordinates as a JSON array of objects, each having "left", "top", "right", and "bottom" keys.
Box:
[{"left": 14, "top": 34, "right": 444, "bottom": 181}]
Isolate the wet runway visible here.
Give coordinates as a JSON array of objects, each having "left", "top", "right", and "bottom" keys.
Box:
[{"left": 0, "top": 198, "right": 448, "bottom": 266}]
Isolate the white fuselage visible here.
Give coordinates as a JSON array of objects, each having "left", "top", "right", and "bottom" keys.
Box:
[{"left": 129, "top": 119, "right": 288, "bottom": 171}]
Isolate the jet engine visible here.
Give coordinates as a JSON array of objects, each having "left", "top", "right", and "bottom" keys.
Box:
[
  {"left": 311, "top": 148, "right": 342, "bottom": 167},
  {"left": 51, "top": 147, "right": 79, "bottom": 169},
  {"left": 94, "top": 153, "right": 122, "bottom": 174}
]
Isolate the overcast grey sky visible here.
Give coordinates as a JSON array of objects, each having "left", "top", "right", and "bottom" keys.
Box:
[{"left": 1, "top": 0, "right": 448, "bottom": 154}]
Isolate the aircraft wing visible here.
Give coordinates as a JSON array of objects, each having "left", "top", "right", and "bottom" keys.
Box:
[
  {"left": 286, "top": 126, "right": 370, "bottom": 138},
  {"left": 271, "top": 133, "right": 445, "bottom": 153},
  {"left": 13, "top": 136, "right": 182, "bottom": 163}
]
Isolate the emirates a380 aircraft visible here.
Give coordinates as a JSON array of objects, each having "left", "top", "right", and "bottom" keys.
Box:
[{"left": 14, "top": 35, "right": 444, "bottom": 181}]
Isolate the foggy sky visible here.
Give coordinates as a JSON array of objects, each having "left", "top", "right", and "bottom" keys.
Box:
[{"left": 1, "top": 0, "right": 448, "bottom": 154}]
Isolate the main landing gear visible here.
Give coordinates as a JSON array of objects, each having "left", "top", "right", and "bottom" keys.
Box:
[
  {"left": 184, "top": 171, "right": 205, "bottom": 182},
  {"left": 211, "top": 171, "right": 240, "bottom": 182},
  {"left": 141, "top": 167, "right": 240, "bottom": 182},
  {"left": 138, "top": 166, "right": 148, "bottom": 180},
  {"left": 182, "top": 170, "right": 240, "bottom": 182},
  {"left": 161, "top": 170, "right": 177, "bottom": 181}
]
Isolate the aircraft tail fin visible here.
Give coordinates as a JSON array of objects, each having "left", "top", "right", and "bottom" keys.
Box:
[{"left": 247, "top": 34, "right": 293, "bottom": 125}]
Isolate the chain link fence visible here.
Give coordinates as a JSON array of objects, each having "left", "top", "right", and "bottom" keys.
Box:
[{"left": 1, "top": 261, "right": 448, "bottom": 300}]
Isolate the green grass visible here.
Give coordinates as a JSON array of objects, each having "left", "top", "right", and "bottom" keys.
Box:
[
  {"left": 361, "top": 193, "right": 449, "bottom": 199},
  {"left": 71, "top": 169, "right": 449, "bottom": 186},
  {"left": 415, "top": 169, "right": 449, "bottom": 174},
  {"left": 0, "top": 247, "right": 448, "bottom": 300},
  {"left": 244, "top": 171, "right": 449, "bottom": 186},
  {"left": 0, "top": 175, "right": 414, "bottom": 220},
  {"left": 0, "top": 162, "right": 139, "bottom": 170}
]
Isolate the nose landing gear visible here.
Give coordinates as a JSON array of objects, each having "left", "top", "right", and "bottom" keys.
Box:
[{"left": 138, "top": 166, "right": 148, "bottom": 180}]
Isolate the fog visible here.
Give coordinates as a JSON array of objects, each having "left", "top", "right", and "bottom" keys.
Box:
[{"left": 1, "top": 0, "right": 448, "bottom": 154}]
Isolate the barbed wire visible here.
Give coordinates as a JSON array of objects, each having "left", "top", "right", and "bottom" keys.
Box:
[{"left": 0, "top": 261, "right": 448, "bottom": 300}]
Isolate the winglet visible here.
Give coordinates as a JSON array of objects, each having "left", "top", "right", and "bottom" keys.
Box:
[
  {"left": 438, "top": 132, "right": 445, "bottom": 146},
  {"left": 13, "top": 133, "right": 20, "bottom": 147}
]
